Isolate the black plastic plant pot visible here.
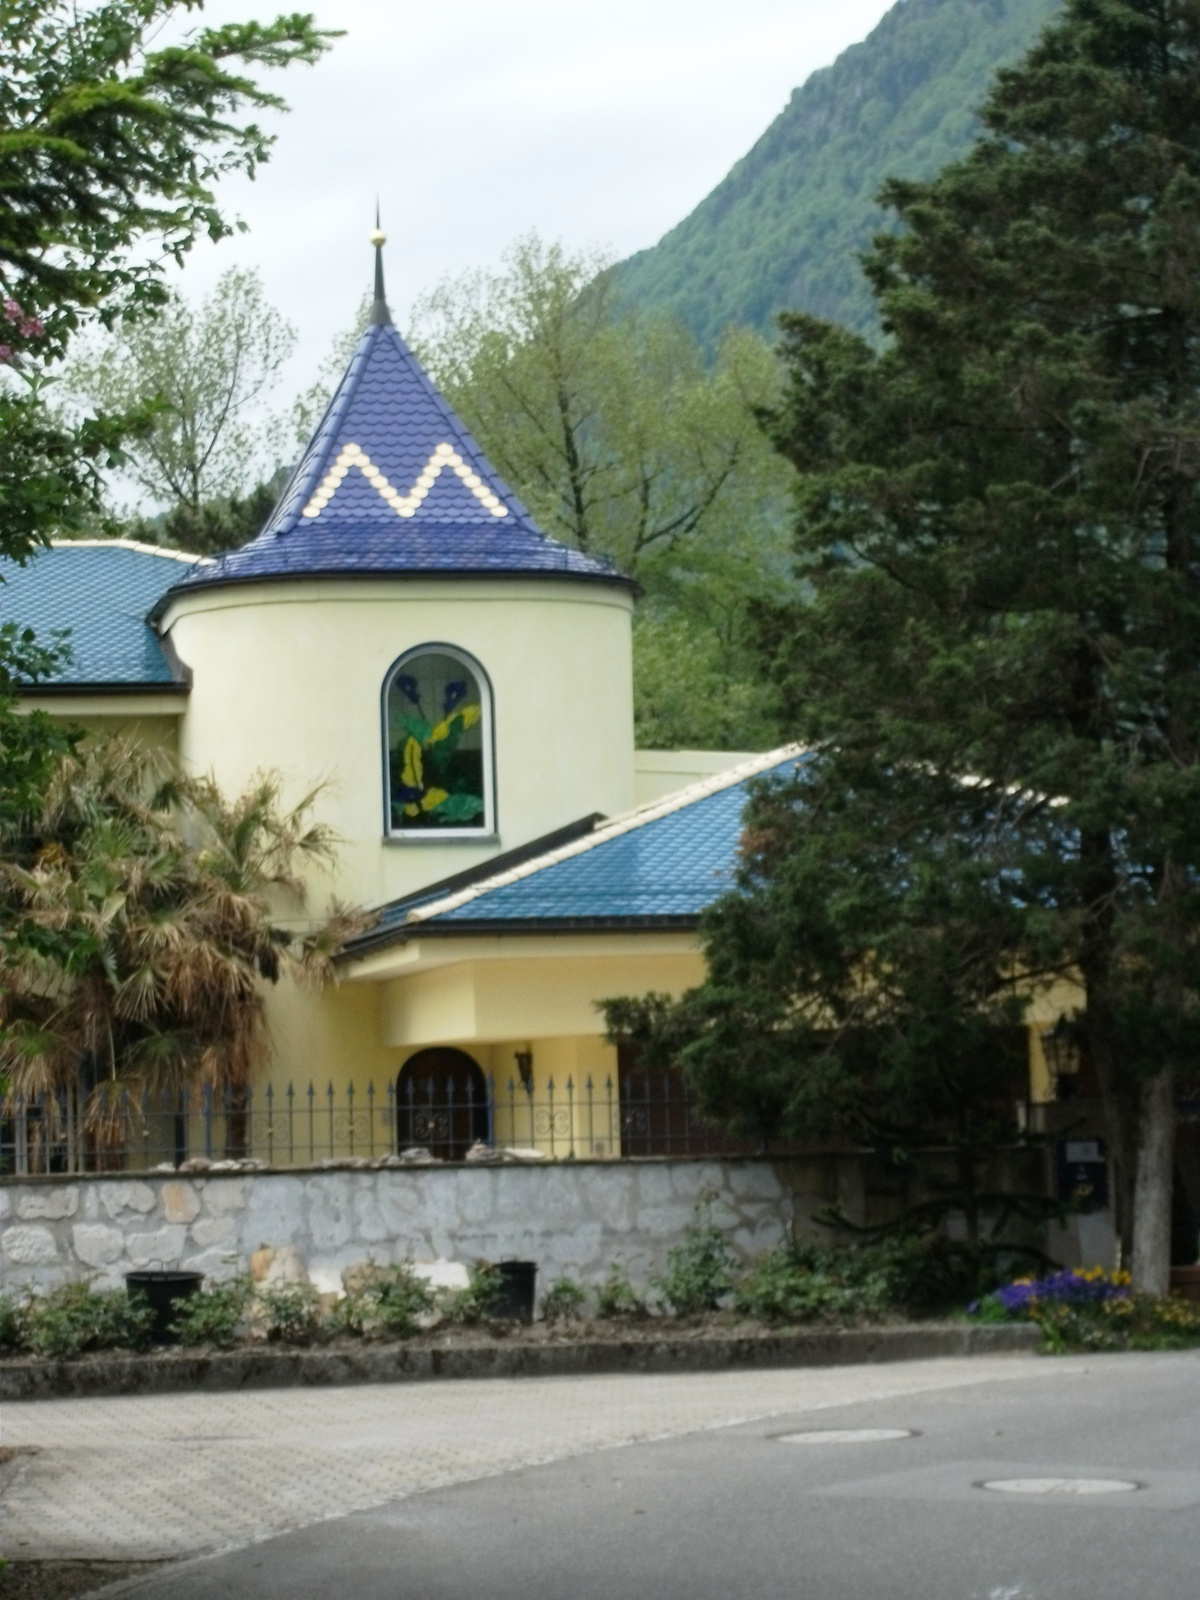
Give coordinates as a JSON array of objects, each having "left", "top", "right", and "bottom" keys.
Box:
[
  {"left": 125, "top": 1270, "right": 204, "bottom": 1343},
  {"left": 492, "top": 1260, "right": 537, "bottom": 1323}
]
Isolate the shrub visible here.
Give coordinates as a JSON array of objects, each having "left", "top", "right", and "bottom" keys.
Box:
[
  {"left": 256, "top": 1282, "right": 323, "bottom": 1345},
  {"left": 655, "top": 1214, "right": 736, "bottom": 1316},
  {"left": 540, "top": 1278, "right": 588, "bottom": 1324},
  {"left": 21, "top": 1283, "right": 154, "bottom": 1360},
  {"left": 0, "top": 1295, "right": 23, "bottom": 1352},
  {"left": 336, "top": 1265, "right": 435, "bottom": 1340},
  {"left": 734, "top": 1233, "right": 988, "bottom": 1325},
  {"left": 594, "top": 1267, "right": 646, "bottom": 1319},
  {"left": 171, "top": 1279, "right": 252, "bottom": 1348},
  {"left": 442, "top": 1263, "right": 502, "bottom": 1325}
]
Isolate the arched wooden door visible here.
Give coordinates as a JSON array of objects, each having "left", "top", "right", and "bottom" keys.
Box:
[{"left": 396, "top": 1047, "right": 489, "bottom": 1161}]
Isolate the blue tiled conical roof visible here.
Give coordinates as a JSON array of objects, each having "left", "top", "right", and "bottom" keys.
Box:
[{"left": 161, "top": 300, "right": 629, "bottom": 603}]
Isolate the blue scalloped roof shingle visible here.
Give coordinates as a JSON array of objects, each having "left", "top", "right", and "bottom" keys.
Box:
[
  {"left": 0, "top": 544, "right": 198, "bottom": 687},
  {"left": 383, "top": 753, "right": 805, "bottom": 931},
  {"left": 162, "top": 320, "right": 629, "bottom": 601}
]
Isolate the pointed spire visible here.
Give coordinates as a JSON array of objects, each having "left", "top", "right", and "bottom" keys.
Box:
[{"left": 369, "top": 203, "right": 392, "bottom": 327}]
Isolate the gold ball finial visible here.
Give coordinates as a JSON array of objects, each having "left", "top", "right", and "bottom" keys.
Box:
[{"left": 369, "top": 227, "right": 386, "bottom": 247}]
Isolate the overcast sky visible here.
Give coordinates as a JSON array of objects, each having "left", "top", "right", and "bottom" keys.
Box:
[{"left": 171, "top": 0, "right": 894, "bottom": 400}]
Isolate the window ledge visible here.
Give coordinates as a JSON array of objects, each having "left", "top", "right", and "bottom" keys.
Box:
[{"left": 383, "top": 833, "right": 500, "bottom": 847}]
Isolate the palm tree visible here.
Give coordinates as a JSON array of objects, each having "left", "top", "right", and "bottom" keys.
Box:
[{"left": 0, "top": 736, "right": 365, "bottom": 1166}]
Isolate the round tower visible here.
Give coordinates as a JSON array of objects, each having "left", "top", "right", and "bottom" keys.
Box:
[{"left": 153, "top": 236, "right": 635, "bottom": 912}]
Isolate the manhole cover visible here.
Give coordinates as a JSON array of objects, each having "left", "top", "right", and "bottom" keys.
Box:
[
  {"left": 980, "top": 1478, "right": 1140, "bottom": 1496},
  {"left": 777, "top": 1428, "right": 915, "bottom": 1444}
]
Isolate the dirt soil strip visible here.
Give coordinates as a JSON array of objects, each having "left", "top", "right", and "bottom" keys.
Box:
[
  {"left": 0, "top": 1322, "right": 1038, "bottom": 1401},
  {"left": 0, "top": 1563, "right": 164, "bottom": 1600}
]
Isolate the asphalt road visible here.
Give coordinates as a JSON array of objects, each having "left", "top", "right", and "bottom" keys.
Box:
[{"left": 102, "top": 1353, "right": 1200, "bottom": 1600}]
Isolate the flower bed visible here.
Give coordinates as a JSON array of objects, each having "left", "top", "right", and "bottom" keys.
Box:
[{"left": 969, "top": 1266, "right": 1200, "bottom": 1352}]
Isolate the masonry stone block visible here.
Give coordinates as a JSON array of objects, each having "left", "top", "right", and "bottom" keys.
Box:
[
  {"left": 3, "top": 1224, "right": 59, "bottom": 1265},
  {"left": 126, "top": 1225, "right": 187, "bottom": 1267},
  {"left": 456, "top": 1169, "right": 504, "bottom": 1226},
  {"left": 100, "top": 1182, "right": 157, "bottom": 1219},
  {"left": 202, "top": 1178, "right": 247, "bottom": 1216},
  {"left": 72, "top": 1223, "right": 126, "bottom": 1268},
  {"left": 180, "top": 1246, "right": 241, "bottom": 1280},
  {"left": 242, "top": 1178, "right": 303, "bottom": 1248},
  {"left": 351, "top": 1188, "right": 391, "bottom": 1244},
  {"left": 306, "top": 1178, "right": 354, "bottom": 1251},
  {"left": 190, "top": 1215, "right": 236, "bottom": 1249},
  {"left": 17, "top": 1187, "right": 77, "bottom": 1220},
  {"left": 162, "top": 1181, "right": 201, "bottom": 1224}
]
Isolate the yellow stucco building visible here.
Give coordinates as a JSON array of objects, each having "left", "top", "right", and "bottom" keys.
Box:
[
  {"left": 5, "top": 242, "right": 1089, "bottom": 1175},
  {"left": 6, "top": 243, "right": 790, "bottom": 1164}
]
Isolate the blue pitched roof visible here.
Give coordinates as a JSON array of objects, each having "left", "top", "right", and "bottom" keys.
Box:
[
  {"left": 160, "top": 307, "right": 629, "bottom": 604},
  {"left": 0, "top": 542, "right": 200, "bottom": 689},
  {"left": 350, "top": 750, "right": 805, "bottom": 950}
]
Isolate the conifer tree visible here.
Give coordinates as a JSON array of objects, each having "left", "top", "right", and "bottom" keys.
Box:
[{"left": 612, "top": 0, "right": 1200, "bottom": 1292}]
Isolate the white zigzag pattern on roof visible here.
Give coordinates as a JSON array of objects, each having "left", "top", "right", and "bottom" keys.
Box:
[
  {"left": 301, "top": 441, "right": 509, "bottom": 521},
  {"left": 404, "top": 744, "right": 807, "bottom": 927}
]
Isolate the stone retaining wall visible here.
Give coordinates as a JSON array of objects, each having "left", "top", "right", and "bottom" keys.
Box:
[{"left": 0, "top": 1158, "right": 817, "bottom": 1299}]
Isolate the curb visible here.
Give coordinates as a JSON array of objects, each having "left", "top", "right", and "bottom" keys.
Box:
[{"left": 0, "top": 1322, "right": 1039, "bottom": 1401}]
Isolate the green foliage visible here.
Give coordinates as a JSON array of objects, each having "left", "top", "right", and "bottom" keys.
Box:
[
  {"left": 67, "top": 268, "right": 295, "bottom": 534},
  {"left": 736, "top": 1234, "right": 994, "bottom": 1323},
  {"left": 119, "top": 479, "right": 282, "bottom": 557},
  {"left": 335, "top": 1265, "right": 435, "bottom": 1341},
  {"left": 619, "top": 0, "right": 1059, "bottom": 345},
  {"left": 613, "top": 0, "right": 1200, "bottom": 1289},
  {"left": 0, "top": 1293, "right": 23, "bottom": 1350},
  {"left": 256, "top": 1282, "right": 322, "bottom": 1345},
  {"left": 593, "top": 1266, "right": 647, "bottom": 1320},
  {"left": 170, "top": 1278, "right": 251, "bottom": 1348},
  {"left": 654, "top": 1202, "right": 737, "bottom": 1315},
  {"left": 0, "top": 1, "right": 335, "bottom": 561},
  {"left": 0, "top": 738, "right": 351, "bottom": 1152},
  {"left": 18, "top": 1282, "right": 154, "bottom": 1360},
  {"left": 408, "top": 234, "right": 796, "bottom": 749},
  {"left": 441, "top": 1264, "right": 503, "bottom": 1325},
  {"left": 540, "top": 1278, "right": 588, "bottom": 1325}
]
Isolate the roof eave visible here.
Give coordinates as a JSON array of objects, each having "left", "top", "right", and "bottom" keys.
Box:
[
  {"left": 16, "top": 678, "right": 190, "bottom": 697},
  {"left": 151, "top": 563, "right": 638, "bottom": 622},
  {"left": 341, "top": 912, "right": 701, "bottom": 960}
]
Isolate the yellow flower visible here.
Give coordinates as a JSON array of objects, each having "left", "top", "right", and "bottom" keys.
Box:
[
  {"left": 420, "top": 788, "right": 448, "bottom": 812},
  {"left": 428, "top": 703, "right": 480, "bottom": 744},
  {"left": 403, "top": 802, "right": 419, "bottom": 818},
  {"left": 400, "top": 737, "right": 423, "bottom": 790}
]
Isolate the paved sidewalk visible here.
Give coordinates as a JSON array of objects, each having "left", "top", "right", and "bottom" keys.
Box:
[{"left": 0, "top": 1355, "right": 1071, "bottom": 1563}]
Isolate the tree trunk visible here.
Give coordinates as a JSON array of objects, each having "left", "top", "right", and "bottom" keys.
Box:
[{"left": 1131, "top": 1068, "right": 1175, "bottom": 1294}]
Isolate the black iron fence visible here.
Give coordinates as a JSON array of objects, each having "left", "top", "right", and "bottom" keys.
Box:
[{"left": 0, "top": 1069, "right": 755, "bottom": 1176}]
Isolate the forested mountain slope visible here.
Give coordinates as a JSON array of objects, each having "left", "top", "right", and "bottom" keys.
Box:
[{"left": 618, "top": 0, "right": 1059, "bottom": 343}]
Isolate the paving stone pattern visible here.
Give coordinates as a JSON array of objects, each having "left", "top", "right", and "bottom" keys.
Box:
[
  {"left": 0, "top": 1357, "right": 1068, "bottom": 1562},
  {"left": 0, "top": 1159, "right": 803, "bottom": 1297}
]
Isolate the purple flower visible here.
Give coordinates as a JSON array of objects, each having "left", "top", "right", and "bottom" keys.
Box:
[
  {"left": 443, "top": 680, "right": 467, "bottom": 714},
  {"left": 396, "top": 674, "right": 421, "bottom": 706},
  {"left": 0, "top": 344, "right": 11, "bottom": 364},
  {"left": 3, "top": 298, "right": 21, "bottom": 324}
]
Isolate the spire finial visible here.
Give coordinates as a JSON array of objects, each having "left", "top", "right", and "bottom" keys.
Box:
[{"left": 369, "top": 202, "right": 392, "bottom": 326}]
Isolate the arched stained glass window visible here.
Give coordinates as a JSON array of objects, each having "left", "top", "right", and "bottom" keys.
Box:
[{"left": 383, "top": 646, "right": 494, "bottom": 836}]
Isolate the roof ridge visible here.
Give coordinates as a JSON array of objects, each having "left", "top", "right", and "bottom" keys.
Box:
[
  {"left": 49, "top": 539, "right": 208, "bottom": 564},
  {"left": 405, "top": 744, "right": 805, "bottom": 927}
]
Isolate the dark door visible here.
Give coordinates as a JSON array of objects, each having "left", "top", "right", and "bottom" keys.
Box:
[{"left": 396, "top": 1048, "right": 489, "bottom": 1161}]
